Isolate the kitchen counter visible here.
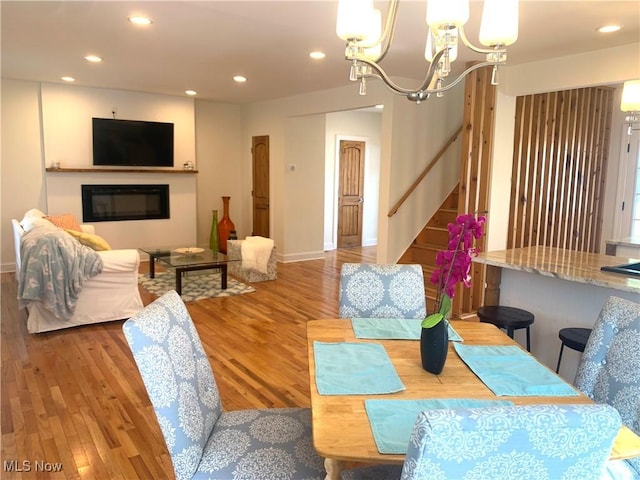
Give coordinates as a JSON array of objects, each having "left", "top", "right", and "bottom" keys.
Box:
[
  {"left": 474, "top": 246, "right": 640, "bottom": 295},
  {"left": 473, "top": 246, "right": 640, "bottom": 381}
]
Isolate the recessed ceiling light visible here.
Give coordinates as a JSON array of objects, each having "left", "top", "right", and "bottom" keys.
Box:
[
  {"left": 84, "top": 55, "right": 103, "bottom": 63},
  {"left": 129, "top": 16, "right": 152, "bottom": 25},
  {"left": 598, "top": 25, "right": 622, "bottom": 33},
  {"left": 233, "top": 75, "right": 247, "bottom": 83},
  {"left": 310, "top": 51, "right": 326, "bottom": 60},
  {"left": 61, "top": 76, "right": 75, "bottom": 82},
  {"left": 374, "top": 104, "right": 384, "bottom": 109},
  {"left": 185, "top": 90, "right": 197, "bottom": 96}
]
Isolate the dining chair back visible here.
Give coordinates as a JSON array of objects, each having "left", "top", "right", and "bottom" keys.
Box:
[
  {"left": 574, "top": 295, "right": 640, "bottom": 478},
  {"left": 401, "top": 404, "right": 621, "bottom": 480},
  {"left": 342, "top": 404, "right": 621, "bottom": 480},
  {"left": 123, "top": 290, "right": 325, "bottom": 480},
  {"left": 338, "top": 263, "right": 426, "bottom": 319}
]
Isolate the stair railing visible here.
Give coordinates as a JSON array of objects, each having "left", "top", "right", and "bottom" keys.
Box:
[{"left": 387, "top": 124, "right": 463, "bottom": 217}]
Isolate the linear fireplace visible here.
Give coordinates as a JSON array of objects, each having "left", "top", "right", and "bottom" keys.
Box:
[{"left": 81, "top": 184, "right": 170, "bottom": 222}]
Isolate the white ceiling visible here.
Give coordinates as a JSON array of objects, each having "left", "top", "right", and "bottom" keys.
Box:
[{"left": 2, "top": 1, "right": 639, "bottom": 105}]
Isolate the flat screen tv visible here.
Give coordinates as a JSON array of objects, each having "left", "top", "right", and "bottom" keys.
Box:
[{"left": 92, "top": 118, "right": 174, "bottom": 167}]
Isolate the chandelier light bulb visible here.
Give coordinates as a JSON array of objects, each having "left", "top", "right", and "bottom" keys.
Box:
[
  {"left": 426, "top": 0, "right": 469, "bottom": 29},
  {"left": 479, "top": 0, "right": 519, "bottom": 46},
  {"left": 337, "top": 0, "right": 374, "bottom": 40},
  {"left": 621, "top": 80, "right": 640, "bottom": 112},
  {"left": 425, "top": 28, "right": 458, "bottom": 63},
  {"left": 362, "top": 8, "right": 382, "bottom": 60}
]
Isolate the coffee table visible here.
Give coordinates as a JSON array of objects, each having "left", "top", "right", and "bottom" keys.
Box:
[{"left": 139, "top": 246, "right": 240, "bottom": 296}]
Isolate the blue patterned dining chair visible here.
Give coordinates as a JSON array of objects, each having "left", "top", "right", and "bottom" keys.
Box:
[
  {"left": 122, "top": 290, "right": 325, "bottom": 480},
  {"left": 338, "top": 263, "right": 426, "bottom": 319},
  {"left": 574, "top": 296, "right": 640, "bottom": 479},
  {"left": 341, "top": 404, "right": 621, "bottom": 480}
]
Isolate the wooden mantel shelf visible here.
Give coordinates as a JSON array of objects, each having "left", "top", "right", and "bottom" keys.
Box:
[{"left": 45, "top": 167, "right": 198, "bottom": 174}]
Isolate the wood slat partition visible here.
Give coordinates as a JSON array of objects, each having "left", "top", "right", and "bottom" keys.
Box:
[
  {"left": 508, "top": 87, "right": 613, "bottom": 253},
  {"left": 455, "top": 66, "right": 496, "bottom": 317}
]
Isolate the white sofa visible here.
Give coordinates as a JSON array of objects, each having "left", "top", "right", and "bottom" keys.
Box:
[{"left": 12, "top": 209, "right": 143, "bottom": 334}]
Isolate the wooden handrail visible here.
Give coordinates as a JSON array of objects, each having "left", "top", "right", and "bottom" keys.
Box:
[{"left": 387, "top": 124, "right": 463, "bottom": 217}]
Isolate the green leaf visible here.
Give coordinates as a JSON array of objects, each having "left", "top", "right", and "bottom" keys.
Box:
[
  {"left": 439, "top": 294, "right": 451, "bottom": 316},
  {"left": 421, "top": 312, "right": 444, "bottom": 329}
]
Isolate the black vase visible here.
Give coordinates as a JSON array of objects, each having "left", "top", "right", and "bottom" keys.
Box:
[{"left": 420, "top": 320, "right": 449, "bottom": 374}]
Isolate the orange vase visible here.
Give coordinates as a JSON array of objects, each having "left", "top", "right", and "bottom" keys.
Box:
[{"left": 218, "top": 196, "right": 235, "bottom": 254}]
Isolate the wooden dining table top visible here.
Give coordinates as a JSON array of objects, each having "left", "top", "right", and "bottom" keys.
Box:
[{"left": 307, "top": 319, "right": 640, "bottom": 467}]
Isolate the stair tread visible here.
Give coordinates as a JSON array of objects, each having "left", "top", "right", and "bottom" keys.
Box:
[
  {"left": 424, "top": 225, "right": 448, "bottom": 231},
  {"left": 411, "top": 242, "right": 444, "bottom": 250}
]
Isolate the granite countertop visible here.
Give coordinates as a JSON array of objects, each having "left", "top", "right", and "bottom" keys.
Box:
[
  {"left": 474, "top": 246, "right": 640, "bottom": 294},
  {"left": 605, "top": 236, "right": 640, "bottom": 248}
]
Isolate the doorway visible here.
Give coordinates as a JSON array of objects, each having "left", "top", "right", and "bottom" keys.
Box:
[
  {"left": 252, "top": 135, "right": 270, "bottom": 237},
  {"left": 337, "top": 140, "right": 365, "bottom": 248}
]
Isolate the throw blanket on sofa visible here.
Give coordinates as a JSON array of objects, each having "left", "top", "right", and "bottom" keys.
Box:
[{"left": 18, "top": 224, "right": 103, "bottom": 320}]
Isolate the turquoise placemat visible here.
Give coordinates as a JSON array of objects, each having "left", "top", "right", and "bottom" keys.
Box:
[
  {"left": 313, "top": 341, "right": 405, "bottom": 395},
  {"left": 365, "top": 398, "right": 514, "bottom": 454},
  {"left": 453, "top": 344, "right": 580, "bottom": 397},
  {"left": 351, "top": 318, "right": 463, "bottom": 342}
]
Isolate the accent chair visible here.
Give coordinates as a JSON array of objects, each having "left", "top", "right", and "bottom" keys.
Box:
[
  {"left": 574, "top": 295, "right": 640, "bottom": 479},
  {"left": 122, "top": 290, "right": 325, "bottom": 480}
]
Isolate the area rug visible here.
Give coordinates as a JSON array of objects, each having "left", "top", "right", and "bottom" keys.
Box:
[{"left": 138, "top": 271, "right": 255, "bottom": 301}]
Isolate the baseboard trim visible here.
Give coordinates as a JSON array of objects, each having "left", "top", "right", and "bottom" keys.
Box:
[
  {"left": 279, "top": 251, "right": 326, "bottom": 263},
  {"left": 1, "top": 262, "right": 17, "bottom": 274}
]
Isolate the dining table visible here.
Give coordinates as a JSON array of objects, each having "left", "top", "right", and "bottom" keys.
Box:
[{"left": 307, "top": 318, "right": 640, "bottom": 480}]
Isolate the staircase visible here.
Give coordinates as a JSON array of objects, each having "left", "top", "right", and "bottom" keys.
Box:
[{"left": 399, "top": 186, "right": 459, "bottom": 314}]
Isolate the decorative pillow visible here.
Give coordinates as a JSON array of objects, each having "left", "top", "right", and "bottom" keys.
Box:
[
  {"left": 20, "top": 215, "right": 52, "bottom": 232},
  {"left": 20, "top": 208, "right": 46, "bottom": 231},
  {"left": 64, "top": 229, "right": 111, "bottom": 251},
  {"left": 45, "top": 213, "right": 82, "bottom": 232}
]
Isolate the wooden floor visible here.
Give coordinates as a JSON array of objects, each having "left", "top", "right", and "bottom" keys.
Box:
[{"left": 1, "top": 247, "right": 375, "bottom": 479}]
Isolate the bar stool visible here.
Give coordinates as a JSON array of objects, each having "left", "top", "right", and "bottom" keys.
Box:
[
  {"left": 555, "top": 327, "right": 592, "bottom": 373},
  {"left": 477, "top": 305, "right": 535, "bottom": 352}
]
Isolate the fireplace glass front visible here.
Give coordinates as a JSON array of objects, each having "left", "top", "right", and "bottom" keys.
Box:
[{"left": 81, "top": 184, "right": 170, "bottom": 222}]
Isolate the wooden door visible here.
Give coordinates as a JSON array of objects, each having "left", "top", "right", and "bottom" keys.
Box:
[
  {"left": 337, "top": 140, "right": 365, "bottom": 248},
  {"left": 252, "top": 136, "right": 270, "bottom": 237}
]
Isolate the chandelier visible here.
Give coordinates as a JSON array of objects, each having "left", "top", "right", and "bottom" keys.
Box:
[
  {"left": 336, "top": 0, "right": 519, "bottom": 103},
  {"left": 621, "top": 80, "right": 640, "bottom": 135}
]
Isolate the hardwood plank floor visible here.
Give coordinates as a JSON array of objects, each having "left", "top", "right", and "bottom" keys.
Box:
[{"left": 1, "top": 247, "right": 375, "bottom": 479}]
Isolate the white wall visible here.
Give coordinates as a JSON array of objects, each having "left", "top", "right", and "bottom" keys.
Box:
[
  {"left": 39, "top": 83, "right": 197, "bottom": 250},
  {"left": 194, "top": 101, "right": 244, "bottom": 245},
  {"left": 240, "top": 81, "right": 394, "bottom": 262},
  {"left": 282, "top": 114, "right": 327, "bottom": 261},
  {"left": 486, "top": 90, "right": 517, "bottom": 251},
  {"left": 45, "top": 172, "right": 196, "bottom": 249},
  {"left": 41, "top": 83, "right": 196, "bottom": 168},
  {"left": 380, "top": 86, "right": 463, "bottom": 263},
  {"left": 1, "top": 79, "right": 46, "bottom": 272},
  {"left": 325, "top": 110, "right": 382, "bottom": 250},
  {"left": 503, "top": 44, "right": 640, "bottom": 97},
  {"left": 241, "top": 79, "right": 464, "bottom": 264},
  {"left": 498, "top": 268, "right": 640, "bottom": 381}
]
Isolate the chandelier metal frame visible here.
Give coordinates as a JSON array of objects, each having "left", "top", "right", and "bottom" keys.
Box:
[{"left": 341, "top": 0, "right": 511, "bottom": 103}]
